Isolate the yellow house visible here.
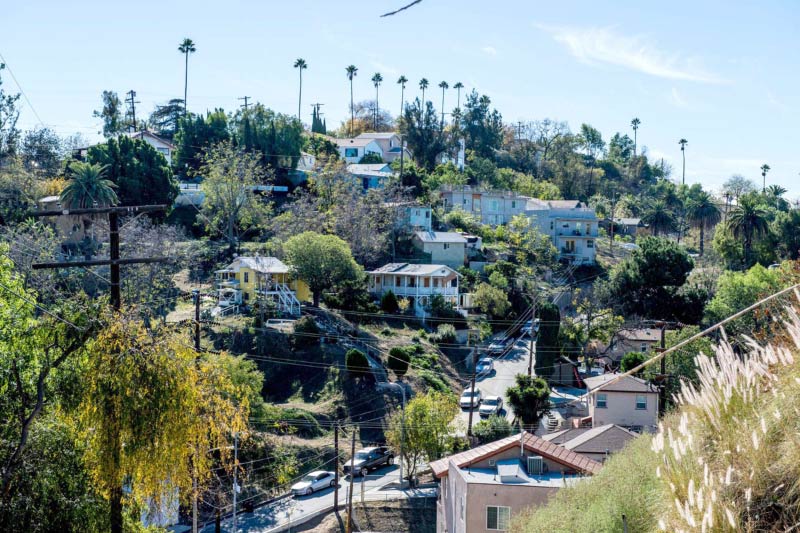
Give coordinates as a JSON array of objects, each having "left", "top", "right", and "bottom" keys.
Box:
[{"left": 214, "top": 256, "right": 310, "bottom": 316}]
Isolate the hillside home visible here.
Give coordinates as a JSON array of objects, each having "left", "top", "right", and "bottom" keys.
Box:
[
  {"left": 346, "top": 163, "right": 395, "bottom": 190},
  {"left": 355, "top": 132, "right": 410, "bottom": 162},
  {"left": 122, "top": 130, "right": 176, "bottom": 165},
  {"left": 583, "top": 374, "right": 659, "bottom": 432},
  {"left": 600, "top": 217, "right": 649, "bottom": 237},
  {"left": 412, "top": 231, "right": 468, "bottom": 268},
  {"left": 439, "top": 185, "right": 599, "bottom": 264},
  {"left": 214, "top": 256, "right": 310, "bottom": 316},
  {"left": 334, "top": 137, "right": 384, "bottom": 163},
  {"left": 542, "top": 424, "right": 637, "bottom": 463},
  {"left": 606, "top": 328, "right": 663, "bottom": 362},
  {"left": 367, "top": 263, "right": 463, "bottom": 317},
  {"left": 430, "top": 432, "right": 602, "bottom": 533},
  {"left": 37, "top": 195, "right": 89, "bottom": 244}
]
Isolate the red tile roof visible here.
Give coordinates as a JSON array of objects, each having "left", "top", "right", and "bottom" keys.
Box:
[{"left": 429, "top": 433, "right": 602, "bottom": 478}]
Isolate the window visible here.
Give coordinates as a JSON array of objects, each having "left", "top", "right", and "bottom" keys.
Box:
[
  {"left": 511, "top": 200, "right": 516, "bottom": 208},
  {"left": 640, "top": 343, "right": 648, "bottom": 353},
  {"left": 562, "top": 223, "right": 569, "bottom": 228},
  {"left": 344, "top": 148, "right": 358, "bottom": 158},
  {"left": 636, "top": 395, "right": 647, "bottom": 410},
  {"left": 244, "top": 272, "right": 249, "bottom": 283},
  {"left": 423, "top": 277, "right": 430, "bottom": 288},
  {"left": 596, "top": 393, "right": 607, "bottom": 408},
  {"left": 425, "top": 210, "right": 430, "bottom": 218},
  {"left": 492, "top": 200, "right": 498, "bottom": 210},
  {"left": 157, "top": 147, "right": 169, "bottom": 156},
  {"left": 443, "top": 243, "right": 450, "bottom": 250},
  {"left": 463, "top": 198, "right": 467, "bottom": 205},
  {"left": 244, "top": 292, "right": 249, "bottom": 301},
  {"left": 550, "top": 221, "right": 554, "bottom": 230},
  {"left": 487, "top": 506, "right": 511, "bottom": 530},
  {"left": 587, "top": 240, "right": 594, "bottom": 248}
]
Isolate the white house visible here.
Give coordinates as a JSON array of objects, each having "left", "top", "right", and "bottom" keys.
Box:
[
  {"left": 122, "top": 130, "right": 176, "bottom": 165},
  {"left": 412, "top": 231, "right": 467, "bottom": 268},
  {"left": 334, "top": 137, "right": 384, "bottom": 163},
  {"left": 583, "top": 374, "right": 659, "bottom": 432},
  {"left": 354, "top": 132, "right": 410, "bottom": 162},
  {"left": 367, "top": 263, "right": 463, "bottom": 317}
]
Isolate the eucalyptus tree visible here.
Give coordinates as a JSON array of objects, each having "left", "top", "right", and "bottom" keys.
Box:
[
  {"left": 178, "top": 38, "right": 196, "bottom": 115},
  {"left": 345, "top": 65, "right": 358, "bottom": 136},
  {"left": 371, "top": 72, "right": 383, "bottom": 130},
  {"left": 293, "top": 58, "right": 307, "bottom": 120}
]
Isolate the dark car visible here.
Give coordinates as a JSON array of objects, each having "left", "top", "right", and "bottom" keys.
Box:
[{"left": 342, "top": 446, "right": 394, "bottom": 477}]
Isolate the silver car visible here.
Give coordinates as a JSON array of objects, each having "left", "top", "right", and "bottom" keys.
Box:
[
  {"left": 291, "top": 470, "right": 336, "bottom": 496},
  {"left": 460, "top": 389, "right": 482, "bottom": 409},
  {"left": 479, "top": 395, "right": 504, "bottom": 417}
]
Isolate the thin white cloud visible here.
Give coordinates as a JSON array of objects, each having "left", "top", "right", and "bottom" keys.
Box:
[
  {"left": 536, "top": 24, "right": 726, "bottom": 83},
  {"left": 481, "top": 46, "right": 497, "bottom": 56},
  {"left": 668, "top": 87, "right": 689, "bottom": 108},
  {"left": 766, "top": 90, "right": 789, "bottom": 111},
  {"left": 369, "top": 58, "right": 398, "bottom": 77}
]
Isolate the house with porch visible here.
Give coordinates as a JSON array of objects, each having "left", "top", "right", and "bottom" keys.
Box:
[
  {"left": 367, "top": 263, "right": 463, "bottom": 317},
  {"left": 430, "top": 432, "right": 602, "bottom": 533},
  {"left": 214, "top": 256, "right": 310, "bottom": 316}
]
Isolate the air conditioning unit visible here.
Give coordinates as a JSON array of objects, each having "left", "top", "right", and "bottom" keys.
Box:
[{"left": 527, "top": 455, "right": 544, "bottom": 476}]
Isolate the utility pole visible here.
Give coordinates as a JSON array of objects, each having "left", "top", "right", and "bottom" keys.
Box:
[
  {"left": 233, "top": 431, "right": 239, "bottom": 533},
  {"left": 659, "top": 321, "right": 667, "bottom": 415},
  {"left": 193, "top": 289, "right": 201, "bottom": 351},
  {"left": 467, "top": 348, "right": 478, "bottom": 437},
  {"left": 517, "top": 121, "right": 524, "bottom": 141},
  {"left": 346, "top": 429, "right": 356, "bottom": 533},
  {"left": 238, "top": 96, "right": 251, "bottom": 111},
  {"left": 334, "top": 424, "right": 340, "bottom": 514},
  {"left": 125, "top": 90, "right": 140, "bottom": 132},
  {"left": 608, "top": 189, "right": 619, "bottom": 255},
  {"left": 527, "top": 294, "right": 537, "bottom": 377}
]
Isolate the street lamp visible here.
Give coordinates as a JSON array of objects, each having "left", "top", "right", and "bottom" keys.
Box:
[{"left": 387, "top": 382, "right": 406, "bottom": 486}]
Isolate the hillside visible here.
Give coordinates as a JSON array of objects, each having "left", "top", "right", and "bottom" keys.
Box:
[{"left": 512, "top": 304, "right": 800, "bottom": 532}]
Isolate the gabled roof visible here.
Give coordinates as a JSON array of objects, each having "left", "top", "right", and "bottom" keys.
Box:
[
  {"left": 221, "top": 256, "right": 289, "bottom": 274},
  {"left": 347, "top": 163, "right": 392, "bottom": 173},
  {"left": 617, "top": 328, "right": 662, "bottom": 342},
  {"left": 122, "top": 130, "right": 176, "bottom": 150},
  {"left": 583, "top": 373, "right": 658, "bottom": 394},
  {"left": 429, "top": 432, "right": 602, "bottom": 478},
  {"left": 414, "top": 231, "right": 467, "bottom": 244},
  {"left": 554, "top": 424, "right": 637, "bottom": 455},
  {"left": 548, "top": 200, "right": 586, "bottom": 209},
  {"left": 368, "top": 263, "right": 460, "bottom": 277},
  {"left": 334, "top": 137, "right": 379, "bottom": 148},
  {"left": 612, "top": 217, "right": 644, "bottom": 226},
  {"left": 356, "top": 132, "right": 399, "bottom": 140}
]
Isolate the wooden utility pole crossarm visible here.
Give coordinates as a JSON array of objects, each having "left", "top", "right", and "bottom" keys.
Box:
[{"left": 31, "top": 204, "right": 167, "bottom": 217}]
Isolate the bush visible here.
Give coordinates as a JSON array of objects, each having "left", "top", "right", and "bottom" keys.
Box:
[
  {"left": 419, "top": 370, "right": 449, "bottom": 392},
  {"left": 388, "top": 347, "right": 411, "bottom": 379},
  {"left": 292, "top": 316, "right": 320, "bottom": 348},
  {"left": 380, "top": 290, "right": 399, "bottom": 314},
  {"left": 620, "top": 351, "right": 646, "bottom": 374},
  {"left": 258, "top": 406, "right": 324, "bottom": 438},
  {"left": 430, "top": 323, "right": 457, "bottom": 345},
  {"left": 345, "top": 349, "right": 371, "bottom": 379},
  {"left": 473, "top": 415, "right": 513, "bottom": 444}
]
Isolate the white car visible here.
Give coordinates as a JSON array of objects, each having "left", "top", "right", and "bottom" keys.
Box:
[
  {"left": 291, "top": 470, "right": 336, "bottom": 496},
  {"left": 479, "top": 395, "right": 504, "bottom": 417},
  {"left": 460, "top": 389, "right": 482, "bottom": 409}
]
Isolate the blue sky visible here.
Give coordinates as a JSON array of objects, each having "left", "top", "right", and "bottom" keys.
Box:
[{"left": 4, "top": 0, "right": 799, "bottom": 197}]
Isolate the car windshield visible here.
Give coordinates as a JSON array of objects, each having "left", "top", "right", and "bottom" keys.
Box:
[
  {"left": 462, "top": 391, "right": 478, "bottom": 397},
  {"left": 354, "top": 452, "right": 369, "bottom": 460},
  {"left": 301, "top": 475, "right": 316, "bottom": 482},
  {"left": 483, "top": 398, "right": 499, "bottom": 405},
  {"left": 479, "top": 359, "right": 492, "bottom": 365}
]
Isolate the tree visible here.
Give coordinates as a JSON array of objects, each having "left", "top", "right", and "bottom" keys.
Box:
[
  {"left": 345, "top": 349, "right": 370, "bottom": 380},
  {"left": 764, "top": 184, "right": 789, "bottom": 211},
  {"left": 147, "top": 98, "right": 185, "bottom": 140},
  {"left": 726, "top": 193, "right": 770, "bottom": 267},
  {"left": 346, "top": 65, "right": 358, "bottom": 136},
  {"left": 722, "top": 174, "right": 756, "bottom": 202},
  {"left": 459, "top": 91, "right": 504, "bottom": 158},
  {"left": 386, "top": 391, "right": 458, "bottom": 480},
  {"left": 419, "top": 78, "right": 429, "bottom": 103},
  {"left": 608, "top": 133, "right": 634, "bottom": 165},
  {"left": 473, "top": 415, "right": 512, "bottom": 444},
  {"left": 401, "top": 99, "right": 447, "bottom": 171},
  {"left": 388, "top": 347, "right": 411, "bottom": 379},
  {"left": 178, "top": 38, "right": 196, "bottom": 114},
  {"left": 678, "top": 138, "right": 688, "bottom": 185},
  {"left": 579, "top": 123, "right": 605, "bottom": 189},
  {"left": 283, "top": 231, "right": 362, "bottom": 306},
  {"left": 506, "top": 374, "right": 550, "bottom": 430},
  {"left": 232, "top": 104, "right": 304, "bottom": 179},
  {"left": 620, "top": 351, "right": 646, "bottom": 374},
  {"left": 20, "top": 127, "right": 62, "bottom": 176},
  {"left": 380, "top": 290, "right": 399, "bottom": 313},
  {"left": 685, "top": 190, "right": 721, "bottom": 256},
  {"left": 559, "top": 291, "right": 623, "bottom": 361},
  {"left": 472, "top": 282, "right": 511, "bottom": 319},
  {"left": 173, "top": 109, "right": 230, "bottom": 176},
  {"left": 760, "top": 163, "right": 770, "bottom": 192},
  {"left": 397, "top": 75, "right": 408, "bottom": 117},
  {"left": 641, "top": 200, "right": 676, "bottom": 237},
  {"left": 198, "top": 142, "right": 271, "bottom": 250},
  {"left": 294, "top": 58, "right": 307, "bottom": 120},
  {"left": 453, "top": 81, "right": 464, "bottom": 113},
  {"left": 60, "top": 161, "right": 118, "bottom": 208},
  {"left": 86, "top": 135, "right": 178, "bottom": 207},
  {"left": 92, "top": 90, "right": 127, "bottom": 138},
  {"left": 371, "top": 72, "right": 383, "bottom": 130},
  {"left": 0, "top": 63, "right": 20, "bottom": 164},
  {"left": 438, "top": 81, "right": 448, "bottom": 127},
  {"left": 704, "top": 264, "right": 781, "bottom": 336},
  {"left": 630, "top": 117, "right": 641, "bottom": 155}
]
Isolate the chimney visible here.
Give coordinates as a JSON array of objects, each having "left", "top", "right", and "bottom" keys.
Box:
[{"left": 520, "top": 422, "right": 525, "bottom": 458}]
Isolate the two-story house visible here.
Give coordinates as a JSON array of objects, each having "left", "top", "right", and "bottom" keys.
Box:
[
  {"left": 583, "top": 374, "right": 659, "bottom": 432},
  {"left": 334, "top": 137, "right": 384, "bottom": 163},
  {"left": 355, "top": 132, "right": 410, "bottom": 162},
  {"left": 412, "top": 231, "right": 467, "bottom": 268},
  {"left": 383, "top": 202, "right": 433, "bottom": 232},
  {"left": 440, "top": 186, "right": 525, "bottom": 226},
  {"left": 430, "top": 432, "right": 602, "bottom": 533},
  {"left": 214, "top": 256, "right": 310, "bottom": 316},
  {"left": 367, "top": 263, "right": 463, "bottom": 317}
]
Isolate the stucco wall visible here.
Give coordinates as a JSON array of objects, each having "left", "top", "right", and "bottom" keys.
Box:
[{"left": 590, "top": 390, "right": 658, "bottom": 428}]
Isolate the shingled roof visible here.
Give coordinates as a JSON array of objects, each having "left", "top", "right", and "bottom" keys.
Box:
[{"left": 429, "top": 432, "right": 602, "bottom": 478}]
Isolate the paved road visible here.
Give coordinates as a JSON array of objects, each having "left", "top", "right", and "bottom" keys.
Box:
[
  {"left": 457, "top": 335, "right": 534, "bottom": 431},
  {"left": 202, "top": 463, "right": 404, "bottom": 533}
]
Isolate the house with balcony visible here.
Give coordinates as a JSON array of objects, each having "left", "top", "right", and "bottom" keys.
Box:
[
  {"left": 583, "top": 373, "right": 659, "bottom": 432},
  {"left": 430, "top": 432, "right": 602, "bottom": 533},
  {"left": 412, "top": 231, "right": 467, "bottom": 268},
  {"left": 367, "top": 263, "right": 463, "bottom": 317},
  {"left": 214, "top": 256, "right": 310, "bottom": 317}
]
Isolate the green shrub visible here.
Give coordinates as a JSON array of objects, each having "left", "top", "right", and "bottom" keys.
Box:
[
  {"left": 345, "top": 349, "right": 371, "bottom": 379},
  {"left": 473, "top": 415, "right": 513, "bottom": 444},
  {"left": 380, "top": 290, "right": 399, "bottom": 313},
  {"left": 388, "top": 347, "right": 411, "bottom": 378},
  {"left": 419, "top": 370, "right": 449, "bottom": 392},
  {"left": 292, "top": 316, "right": 320, "bottom": 348},
  {"left": 430, "top": 323, "right": 457, "bottom": 345},
  {"left": 257, "top": 406, "right": 324, "bottom": 438},
  {"left": 620, "top": 351, "right": 646, "bottom": 375}
]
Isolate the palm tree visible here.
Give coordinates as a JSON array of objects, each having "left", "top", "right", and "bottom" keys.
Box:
[
  {"left": 631, "top": 118, "right": 641, "bottom": 156},
  {"left": 765, "top": 184, "right": 788, "bottom": 210},
  {"left": 397, "top": 75, "right": 408, "bottom": 117},
  {"left": 641, "top": 200, "right": 676, "bottom": 237},
  {"left": 60, "top": 162, "right": 118, "bottom": 209},
  {"left": 178, "top": 38, "right": 196, "bottom": 115},
  {"left": 438, "top": 81, "right": 449, "bottom": 128},
  {"left": 727, "top": 194, "right": 770, "bottom": 266},
  {"left": 419, "top": 78, "right": 429, "bottom": 104},
  {"left": 678, "top": 138, "right": 688, "bottom": 185},
  {"left": 685, "top": 191, "right": 721, "bottom": 256},
  {"left": 345, "top": 65, "right": 358, "bottom": 136},
  {"left": 760, "top": 163, "right": 771, "bottom": 192},
  {"left": 294, "top": 58, "right": 307, "bottom": 121},
  {"left": 371, "top": 72, "right": 383, "bottom": 130},
  {"left": 453, "top": 82, "right": 464, "bottom": 111}
]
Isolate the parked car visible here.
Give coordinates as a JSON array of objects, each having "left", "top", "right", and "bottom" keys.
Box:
[
  {"left": 476, "top": 357, "right": 494, "bottom": 376},
  {"left": 521, "top": 319, "right": 541, "bottom": 337},
  {"left": 342, "top": 446, "right": 394, "bottom": 477},
  {"left": 460, "top": 388, "right": 482, "bottom": 409},
  {"left": 487, "top": 338, "right": 510, "bottom": 356},
  {"left": 479, "top": 395, "right": 504, "bottom": 417},
  {"left": 291, "top": 471, "right": 336, "bottom": 496}
]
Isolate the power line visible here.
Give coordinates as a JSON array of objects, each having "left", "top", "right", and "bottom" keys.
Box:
[{"left": 0, "top": 51, "right": 44, "bottom": 126}]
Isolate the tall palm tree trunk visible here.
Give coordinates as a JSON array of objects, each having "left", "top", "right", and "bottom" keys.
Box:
[
  {"left": 699, "top": 223, "right": 705, "bottom": 256},
  {"left": 298, "top": 69, "right": 303, "bottom": 120},
  {"left": 375, "top": 85, "right": 379, "bottom": 130},
  {"left": 183, "top": 52, "right": 189, "bottom": 115},
  {"left": 682, "top": 151, "right": 686, "bottom": 185},
  {"left": 350, "top": 81, "right": 354, "bottom": 137}
]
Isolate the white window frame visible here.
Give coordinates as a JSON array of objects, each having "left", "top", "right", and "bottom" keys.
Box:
[
  {"left": 640, "top": 343, "right": 648, "bottom": 353},
  {"left": 486, "top": 505, "right": 511, "bottom": 530},
  {"left": 596, "top": 393, "right": 607, "bottom": 409},
  {"left": 636, "top": 394, "right": 647, "bottom": 410}
]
